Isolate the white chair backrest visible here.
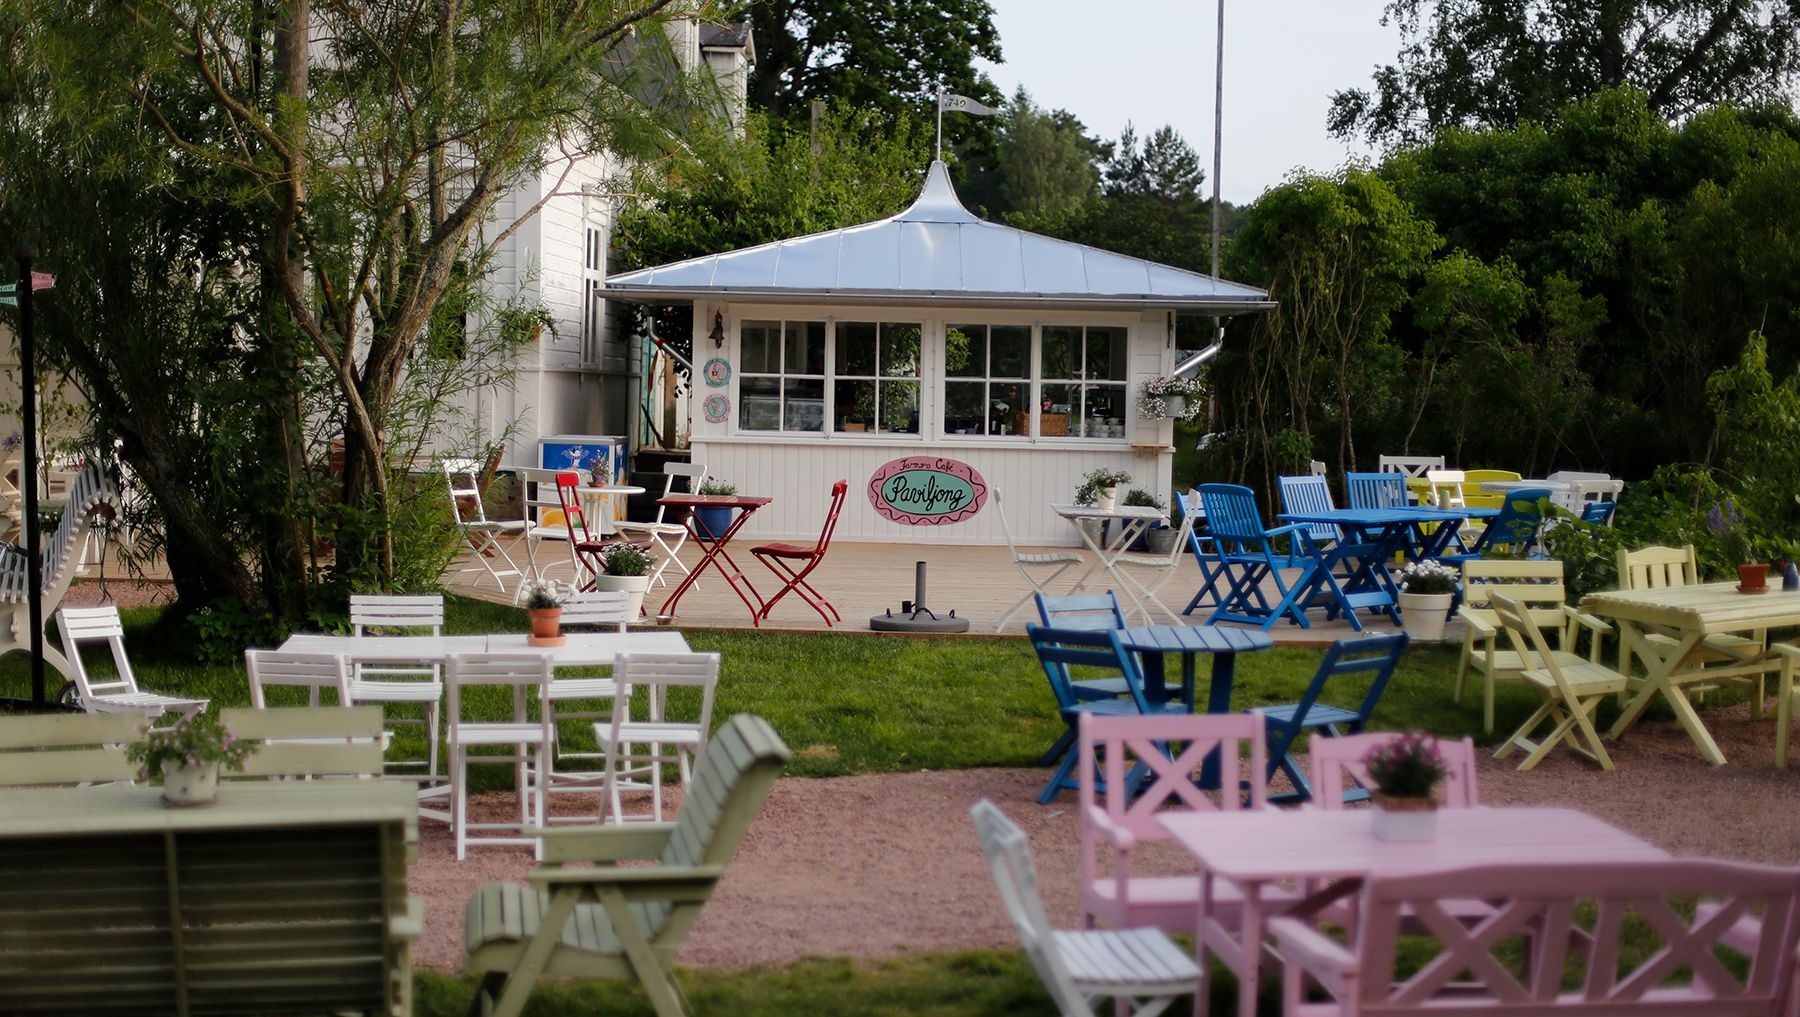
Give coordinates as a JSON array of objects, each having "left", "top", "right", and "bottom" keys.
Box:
[
  {"left": 246, "top": 649, "right": 353, "bottom": 709},
  {"left": 55, "top": 606, "right": 140, "bottom": 703},
  {"left": 349, "top": 594, "right": 443, "bottom": 635},
  {"left": 1424, "top": 468, "right": 1467, "bottom": 509},
  {"left": 561, "top": 590, "right": 632, "bottom": 631},
  {"left": 443, "top": 458, "right": 491, "bottom": 526},
  {"left": 1378, "top": 454, "right": 1445, "bottom": 479},
  {"left": 611, "top": 652, "right": 720, "bottom": 734},
  {"left": 993, "top": 487, "right": 1028, "bottom": 559},
  {"left": 447, "top": 653, "right": 554, "bottom": 735},
  {"left": 1546, "top": 470, "right": 1611, "bottom": 484},
  {"left": 1309, "top": 460, "right": 1328, "bottom": 477},
  {"left": 659, "top": 463, "right": 708, "bottom": 514},
  {"left": 969, "top": 800, "right": 1093, "bottom": 1017},
  {"left": 516, "top": 467, "right": 571, "bottom": 535}
]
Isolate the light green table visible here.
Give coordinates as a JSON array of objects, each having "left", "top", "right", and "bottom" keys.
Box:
[{"left": 0, "top": 780, "right": 419, "bottom": 1016}]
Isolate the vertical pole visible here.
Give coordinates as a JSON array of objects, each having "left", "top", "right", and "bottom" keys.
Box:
[
  {"left": 14, "top": 242, "right": 44, "bottom": 707},
  {"left": 1210, "top": 0, "right": 1225, "bottom": 281},
  {"left": 935, "top": 87, "right": 944, "bottom": 163},
  {"left": 913, "top": 560, "right": 927, "bottom": 614}
]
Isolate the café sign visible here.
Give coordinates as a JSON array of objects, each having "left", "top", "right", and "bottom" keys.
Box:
[{"left": 867, "top": 456, "right": 987, "bottom": 525}]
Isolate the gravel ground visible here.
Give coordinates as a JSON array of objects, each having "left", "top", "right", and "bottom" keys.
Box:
[{"left": 71, "top": 582, "right": 1800, "bottom": 973}]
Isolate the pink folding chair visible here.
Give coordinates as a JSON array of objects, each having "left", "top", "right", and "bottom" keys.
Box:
[{"left": 1306, "top": 731, "right": 1479, "bottom": 809}]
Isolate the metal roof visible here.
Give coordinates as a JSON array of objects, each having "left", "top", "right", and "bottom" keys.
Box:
[{"left": 604, "top": 161, "right": 1276, "bottom": 313}]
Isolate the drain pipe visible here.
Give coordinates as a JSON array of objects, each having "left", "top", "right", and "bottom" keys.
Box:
[{"left": 1171, "top": 322, "right": 1226, "bottom": 378}]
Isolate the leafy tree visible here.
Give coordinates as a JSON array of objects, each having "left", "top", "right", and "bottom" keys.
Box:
[
  {"left": 0, "top": 0, "right": 712, "bottom": 614},
  {"left": 1332, "top": 0, "right": 1800, "bottom": 145},
  {"left": 1104, "top": 124, "right": 1205, "bottom": 202},
  {"left": 746, "top": 0, "right": 1003, "bottom": 124},
  {"left": 990, "top": 88, "right": 1102, "bottom": 220}
]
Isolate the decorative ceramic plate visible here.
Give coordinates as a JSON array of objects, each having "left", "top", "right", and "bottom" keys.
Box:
[
  {"left": 703, "top": 357, "right": 732, "bottom": 387},
  {"left": 702, "top": 394, "right": 730, "bottom": 423}
]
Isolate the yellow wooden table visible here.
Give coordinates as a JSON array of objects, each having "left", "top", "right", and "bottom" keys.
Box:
[
  {"left": 0, "top": 780, "right": 419, "bottom": 1016},
  {"left": 1581, "top": 582, "right": 1797, "bottom": 764}
]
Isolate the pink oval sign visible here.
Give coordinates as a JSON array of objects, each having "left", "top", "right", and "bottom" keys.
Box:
[{"left": 867, "top": 456, "right": 988, "bottom": 525}]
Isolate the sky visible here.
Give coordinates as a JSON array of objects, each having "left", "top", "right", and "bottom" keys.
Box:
[{"left": 976, "top": 0, "right": 1403, "bottom": 204}]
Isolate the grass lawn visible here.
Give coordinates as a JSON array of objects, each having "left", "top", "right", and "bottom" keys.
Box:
[{"left": 0, "top": 593, "right": 1691, "bottom": 1015}]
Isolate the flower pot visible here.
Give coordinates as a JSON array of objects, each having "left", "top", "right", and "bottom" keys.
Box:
[
  {"left": 1396, "top": 591, "right": 1453, "bottom": 641},
  {"left": 694, "top": 506, "right": 734, "bottom": 541},
  {"left": 161, "top": 760, "right": 220, "bottom": 807},
  {"left": 527, "top": 606, "right": 564, "bottom": 646},
  {"left": 1162, "top": 395, "right": 1186, "bottom": 419},
  {"left": 1142, "top": 526, "right": 1179, "bottom": 555},
  {"left": 1737, "top": 563, "right": 1769, "bottom": 592},
  {"left": 1096, "top": 487, "right": 1117, "bottom": 512},
  {"left": 1370, "top": 793, "right": 1437, "bottom": 842},
  {"left": 592, "top": 573, "right": 651, "bottom": 620}
]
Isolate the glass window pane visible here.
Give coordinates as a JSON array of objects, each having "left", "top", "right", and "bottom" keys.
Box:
[
  {"left": 741, "top": 321, "right": 780, "bottom": 374},
  {"left": 835, "top": 379, "right": 875, "bottom": 431},
  {"left": 785, "top": 378, "right": 824, "bottom": 431},
  {"left": 788, "top": 321, "right": 826, "bottom": 375},
  {"left": 880, "top": 323, "right": 922, "bottom": 378},
  {"left": 991, "top": 382, "right": 1028, "bottom": 437},
  {"left": 1042, "top": 326, "right": 1079, "bottom": 380},
  {"left": 1078, "top": 384, "right": 1127, "bottom": 437},
  {"left": 991, "top": 325, "right": 1030, "bottom": 378},
  {"left": 836, "top": 321, "right": 877, "bottom": 377},
  {"left": 944, "top": 381, "right": 984, "bottom": 434},
  {"left": 1086, "top": 326, "right": 1127, "bottom": 381},
  {"left": 1038, "top": 384, "right": 1077, "bottom": 437},
  {"left": 739, "top": 376, "right": 781, "bottom": 430},
  {"left": 877, "top": 380, "right": 919, "bottom": 433},
  {"left": 946, "top": 325, "right": 985, "bottom": 378}
]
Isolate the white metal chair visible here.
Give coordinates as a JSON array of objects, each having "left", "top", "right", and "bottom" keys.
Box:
[
  {"left": 537, "top": 590, "right": 632, "bottom": 809},
  {"left": 444, "top": 457, "right": 524, "bottom": 595},
  {"left": 447, "top": 653, "right": 555, "bottom": 859},
  {"left": 53, "top": 605, "right": 208, "bottom": 718},
  {"left": 994, "top": 486, "right": 1084, "bottom": 632},
  {"left": 615, "top": 462, "right": 707, "bottom": 589},
  {"left": 1376, "top": 454, "right": 1444, "bottom": 478},
  {"left": 346, "top": 593, "right": 445, "bottom": 779},
  {"left": 1110, "top": 511, "right": 1195, "bottom": 625},
  {"left": 971, "top": 799, "right": 1202, "bottom": 1017},
  {"left": 595, "top": 652, "right": 719, "bottom": 824},
  {"left": 515, "top": 467, "right": 582, "bottom": 590},
  {"left": 245, "top": 648, "right": 352, "bottom": 709}
]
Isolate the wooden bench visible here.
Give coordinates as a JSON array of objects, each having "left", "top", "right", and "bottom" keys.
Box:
[
  {"left": 0, "top": 711, "right": 140, "bottom": 786},
  {"left": 1270, "top": 857, "right": 1800, "bottom": 1015}
]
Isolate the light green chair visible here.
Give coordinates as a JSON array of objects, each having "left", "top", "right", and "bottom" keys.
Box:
[
  {"left": 0, "top": 711, "right": 140, "bottom": 786},
  {"left": 464, "top": 713, "right": 792, "bottom": 1017}
]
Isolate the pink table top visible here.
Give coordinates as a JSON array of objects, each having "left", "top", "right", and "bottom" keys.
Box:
[{"left": 1158, "top": 806, "right": 1668, "bottom": 884}]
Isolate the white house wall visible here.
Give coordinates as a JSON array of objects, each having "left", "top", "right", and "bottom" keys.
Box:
[{"left": 689, "top": 303, "right": 1178, "bottom": 545}]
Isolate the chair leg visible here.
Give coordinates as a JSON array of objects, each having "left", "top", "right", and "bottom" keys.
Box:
[
  {"left": 426, "top": 699, "right": 442, "bottom": 780},
  {"left": 452, "top": 744, "right": 468, "bottom": 860}
]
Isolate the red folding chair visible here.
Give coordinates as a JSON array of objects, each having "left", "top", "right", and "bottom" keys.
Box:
[
  {"left": 750, "top": 480, "right": 848, "bottom": 626},
  {"left": 554, "top": 471, "right": 610, "bottom": 589}
]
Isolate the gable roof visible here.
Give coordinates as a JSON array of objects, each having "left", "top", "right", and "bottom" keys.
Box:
[{"left": 605, "top": 161, "right": 1275, "bottom": 314}]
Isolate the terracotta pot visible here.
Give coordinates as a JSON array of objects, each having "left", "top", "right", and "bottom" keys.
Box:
[
  {"left": 528, "top": 607, "right": 562, "bottom": 639},
  {"left": 1738, "top": 563, "right": 1770, "bottom": 591},
  {"left": 1370, "top": 792, "right": 1437, "bottom": 842}
]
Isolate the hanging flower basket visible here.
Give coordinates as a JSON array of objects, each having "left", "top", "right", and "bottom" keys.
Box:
[{"left": 1136, "top": 374, "right": 1206, "bottom": 421}]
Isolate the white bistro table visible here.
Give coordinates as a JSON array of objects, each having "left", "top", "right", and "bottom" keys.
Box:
[{"left": 1050, "top": 503, "right": 1168, "bottom": 623}]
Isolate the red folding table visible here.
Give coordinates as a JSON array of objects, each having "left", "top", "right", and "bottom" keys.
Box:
[{"left": 656, "top": 493, "right": 775, "bottom": 625}]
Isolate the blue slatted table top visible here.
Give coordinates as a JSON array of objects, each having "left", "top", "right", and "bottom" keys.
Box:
[{"left": 1115, "top": 625, "right": 1274, "bottom": 655}]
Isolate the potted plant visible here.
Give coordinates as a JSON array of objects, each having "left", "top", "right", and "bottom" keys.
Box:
[
  {"left": 1708, "top": 499, "right": 1767, "bottom": 591},
  {"left": 1136, "top": 373, "right": 1207, "bottom": 422},
  {"left": 521, "top": 578, "right": 567, "bottom": 645},
  {"left": 1394, "top": 559, "right": 1459, "bottom": 641},
  {"left": 126, "top": 711, "right": 256, "bottom": 806},
  {"left": 694, "top": 478, "right": 738, "bottom": 539},
  {"left": 593, "top": 542, "right": 657, "bottom": 619},
  {"left": 1362, "top": 731, "right": 1447, "bottom": 842},
  {"left": 1075, "top": 467, "right": 1133, "bottom": 512}
]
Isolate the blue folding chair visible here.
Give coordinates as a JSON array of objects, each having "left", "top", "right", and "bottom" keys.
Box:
[
  {"left": 1035, "top": 593, "right": 1183, "bottom": 709},
  {"left": 1344, "top": 472, "right": 1409, "bottom": 510},
  {"left": 1580, "top": 500, "right": 1617, "bottom": 526},
  {"left": 1186, "top": 484, "right": 1320, "bottom": 631},
  {"left": 1256, "top": 632, "right": 1410, "bottom": 805},
  {"left": 1443, "top": 488, "right": 1552, "bottom": 562},
  {"left": 1027, "top": 624, "right": 1184, "bottom": 804},
  {"left": 1277, "top": 474, "right": 1341, "bottom": 554}
]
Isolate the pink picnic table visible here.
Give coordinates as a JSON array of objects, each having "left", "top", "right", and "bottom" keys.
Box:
[{"left": 1157, "top": 806, "right": 1669, "bottom": 1017}]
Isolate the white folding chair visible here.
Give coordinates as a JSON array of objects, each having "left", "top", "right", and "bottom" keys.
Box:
[
  {"left": 970, "top": 799, "right": 1201, "bottom": 1017},
  {"left": 514, "top": 467, "right": 582, "bottom": 591},
  {"left": 54, "top": 606, "right": 208, "bottom": 719},
  {"left": 615, "top": 462, "right": 707, "bottom": 589},
  {"left": 447, "top": 653, "right": 554, "bottom": 859},
  {"left": 537, "top": 590, "right": 632, "bottom": 809},
  {"left": 346, "top": 593, "right": 445, "bottom": 780},
  {"left": 994, "top": 487, "right": 1084, "bottom": 632},
  {"left": 595, "top": 652, "right": 719, "bottom": 824},
  {"left": 245, "top": 649, "right": 352, "bottom": 709},
  {"left": 444, "top": 457, "right": 524, "bottom": 594},
  {"left": 1377, "top": 454, "right": 1445, "bottom": 478},
  {"left": 1110, "top": 511, "right": 1195, "bottom": 625}
]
